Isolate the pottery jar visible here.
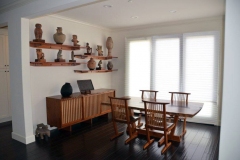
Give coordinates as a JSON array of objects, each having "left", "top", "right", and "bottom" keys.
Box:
[
  {"left": 87, "top": 58, "right": 96, "bottom": 70},
  {"left": 61, "top": 83, "right": 73, "bottom": 97},
  {"left": 107, "top": 61, "right": 113, "bottom": 70},
  {"left": 53, "top": 27, "right": 66, "bottom": 44}
]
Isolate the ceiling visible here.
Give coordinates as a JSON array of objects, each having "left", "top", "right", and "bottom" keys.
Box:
[
  {"left": 55, "top": 0, "right": 225, "bottom": 29},
  {"left": 0, "top": 0, "right": 225, "bottom": 30}
]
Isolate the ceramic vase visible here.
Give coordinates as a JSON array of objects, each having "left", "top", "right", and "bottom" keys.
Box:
[
  {"left": 61, "top": 83, "right": 73, "bottom": 97},
  {"left": 106, "top": 37, "right": 113, "bottom": 57},
  {"left": 107, "top": 61, "right": 113, "bottom": 70},
  {"left": 34, "top": 23, "right": 43, "bottom": 40},
  {"left": 53, "top": 27, "right": 66, "bottom": 44},
  {"left": 87, "top": 58, "right": 96, "bottom": 70}
]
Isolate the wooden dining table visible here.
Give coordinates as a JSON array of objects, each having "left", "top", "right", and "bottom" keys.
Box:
[{"left": 102, "top": 96, "right": 203, "bottom": 143}]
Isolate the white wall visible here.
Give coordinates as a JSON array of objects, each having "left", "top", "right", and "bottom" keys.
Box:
[
  {"left": 29, "top": 16, "right": 112, "bottom": 129},
  {"left": 111, "top": 17, "right": 224, "bottom": 97},
  {"left": 0, "top": 0, "right": 100, "bottom": 144},
  {"left": 219, "top": 0, "right": 240, "bottom": 159}
]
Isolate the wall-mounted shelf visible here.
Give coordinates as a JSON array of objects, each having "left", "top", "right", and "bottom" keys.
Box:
[
  {"left": 74, "top": 69, "right": 118, "bottom": 73},
  {"left": 29, "top": 41, "right": 83, "bottom": 50},
  {"left": 30, "top": 62, "right": 83, "bottom": 66},
  {"left": 74, "top": 54, "right": 118, "bottom": 60}
]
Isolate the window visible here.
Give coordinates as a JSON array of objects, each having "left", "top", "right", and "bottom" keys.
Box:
[
  {"left": 125, "top": 31, "right": 220, "bottom": 125},
  {"left": 125, "top": 38, "right": 151, "bottom": 97}
]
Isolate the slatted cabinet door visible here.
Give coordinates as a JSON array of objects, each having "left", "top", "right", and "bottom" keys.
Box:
[
  {"left": 83, "top": 93, "right": 102, "bottom": 120},
  {"left": 61, "top": 97, "right": 83, "bottom": 128}
]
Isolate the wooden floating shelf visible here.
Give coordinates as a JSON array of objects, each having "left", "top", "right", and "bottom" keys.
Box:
[
  {"left": 74, "top": 54, "right": 118, "bottom": 60},
  {"left": 74, "top": 69, "right": 118, "bottom": 73},
  {"left": 30, "top": 62, "right": 83, "bottom": 66},
  {"left": 29, "top": 41, "right": 83, "bottom": 50}
]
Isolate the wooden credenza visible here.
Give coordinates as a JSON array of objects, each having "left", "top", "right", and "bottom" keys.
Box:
[{"left": 46, "top": 89, "right": 115, "bottom": 131}]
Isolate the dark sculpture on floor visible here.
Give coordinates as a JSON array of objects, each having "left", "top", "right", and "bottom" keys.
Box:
[{"left": 35, "top": 123, "right": 50, "bottom": 139}]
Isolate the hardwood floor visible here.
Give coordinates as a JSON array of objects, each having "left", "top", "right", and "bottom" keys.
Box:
[{"left": 0, "top": 115, "right": 220, "bottom": 160}]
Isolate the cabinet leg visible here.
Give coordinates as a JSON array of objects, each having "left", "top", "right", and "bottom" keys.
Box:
[{"left": 62, "top": 126, "right": 72, "bottom": 132}]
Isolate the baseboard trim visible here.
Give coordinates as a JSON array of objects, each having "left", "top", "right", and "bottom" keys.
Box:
[
  {"left": 0, "top": 116, "right": 12, "bottom": 123},
  {"left": 12, "top": 132, "right": 35, "bottom": 144}
]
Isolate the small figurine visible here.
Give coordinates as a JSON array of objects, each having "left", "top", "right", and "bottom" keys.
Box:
[
  {"left": 35, "top": 123, "right": 50, "bottom": 139},
  {"left": 96, "top": 60, "right": 102, "bottom": 70},
  {"left": 85, "top": 43, "right": 92, "bottom": 55},
  {"left": 69, "top": 51, "right": 76, "bottom": 62},
  {"left": 33, "top": 23, "right": 45, "bottom": 42},
  {"left": 35, "top": 49, "right": 46, "bottom": 62},
  {"left": 55, "top": 50, "right": 65, "bottom": 62},
  {"left": 72, "top": 35, "right": 80, "bottom": 46},
  {"left": 96, "top": 45, "right": 103, "bottom": 56}
]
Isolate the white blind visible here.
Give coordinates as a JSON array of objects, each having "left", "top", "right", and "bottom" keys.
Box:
[
  {"left": 182, "top": 32, "right": 219, "bottom": 125},
  {"left": 125, "top": 31, "right": 220, "bottom": 125},
  {"left": 152, "top": 36, "right": 181, "bottom": 99},
  {"left": 125, "top": 38, "right": 151, "bottom": 97}
]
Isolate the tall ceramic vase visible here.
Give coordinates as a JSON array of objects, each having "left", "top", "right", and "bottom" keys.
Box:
[
  {"left": 106, "top": 37, "right": 113, "bottom": 57},
  {"left": 53, "top": 27, "right": 66, "bottom": 44},
  {"left": 61, "top": 83, "right": 73, "bottom": 97}
]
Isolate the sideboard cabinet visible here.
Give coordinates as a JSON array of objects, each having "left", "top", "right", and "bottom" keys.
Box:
[{"left": 46, "top": 89, "right": 115, "bottom": 131}]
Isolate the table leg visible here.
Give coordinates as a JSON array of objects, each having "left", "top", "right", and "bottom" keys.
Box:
[
  {"left": 168, "top": 115, "right": 181, "bottom": 142},
  {"left": 179, "top": 117, "right": 187, "bottom": 137}
]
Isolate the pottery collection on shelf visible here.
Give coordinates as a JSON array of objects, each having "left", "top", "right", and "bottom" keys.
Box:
[
  {"left": 53, "top": 27, "right": 66, "bottom": 44},
  {"left": 61, "top": 83, "right": 73, "bottom": 97},
  {"left": 31, "top": 24, "right": 116, "bottom": 71}
]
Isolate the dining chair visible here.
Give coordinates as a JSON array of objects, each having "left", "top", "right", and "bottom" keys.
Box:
[
  {"left": 137, "top": 90, "right": 159, "bottom": 125},
  {"left": 142, "top": 100, "right": 175, "bottom": 154},
  {"left": 169, "top": 92, "right": 191, "bottom": 136},
  {"left": 140, "top": 90, "right": 158, "bottom": 100},
  {"left": 109, "top": 96, "right": 140, "bottom": 144}
]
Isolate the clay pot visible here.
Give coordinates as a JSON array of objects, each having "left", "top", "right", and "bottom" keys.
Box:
[
  {"left": 106, "top": 37, "right": 113, "bottom": 56},
  {"left": 34, "top": 23, "right": 43, "bottom": 40},
  {"left": 53, "top": 27, "right": 66, "bottom": 44},
  {"left": 107, "top": 61, "right": 113, "bottom": 70},
  {"left": 61, "top": 83, "right": 73, "bottom": 97},
  {"left": 87, "top": 58, "right": 96, "bottom": 70}
]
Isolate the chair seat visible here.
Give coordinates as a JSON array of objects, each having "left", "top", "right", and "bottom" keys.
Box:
[
  {"left": 147, "top": 122, "right": 175, "bottom": 131},
  {"left": 130, "top": 116, "right": 140, "bottom": 123}
]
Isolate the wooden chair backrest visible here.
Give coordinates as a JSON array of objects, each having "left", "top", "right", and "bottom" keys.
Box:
[
  {"left": 143, "top": 101, "right": 169, "bottom": 130},
  {"left": 140, "top": 90, "right": 158, "bottom": 100},
  {"left": 169, "top": 92, "right": 191, "bottom": 106},
  {"left": 109, "top": 97, "right": 131, "bottom": 123}
]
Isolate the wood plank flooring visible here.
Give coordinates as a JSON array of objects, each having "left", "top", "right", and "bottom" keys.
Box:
[{"left": 0, "top": 115, "right": 220, "bottom": 160}]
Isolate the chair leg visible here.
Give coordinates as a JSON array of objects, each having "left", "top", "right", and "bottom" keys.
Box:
[
  {"left": 161, "top": 129, "right": 172, "bottom": 154},
  {"left": 161, "top": 142, "right": 172, "bottom": 154},
  {"left": 110, "top": 121, "right": 124, "bottom": 140},
  {"left": 125, "top": 123, "right": 138, "bottom": 144},
  {"left": 143, "top": 127, "right": 154, "bottom": 149},
  {"left": 137, "top": 113, "right": 143, "bottom": 128},
  {"left": 158, "top": 136, "right": 164, "bottom": 146}
]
